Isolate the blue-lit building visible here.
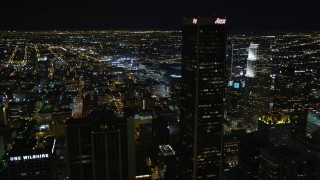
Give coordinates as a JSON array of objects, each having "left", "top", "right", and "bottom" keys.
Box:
[{"left": 226, "top": 80, "right": 246, "bottom": 127}]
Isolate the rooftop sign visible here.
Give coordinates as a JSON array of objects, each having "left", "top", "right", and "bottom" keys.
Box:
[
  {"left": 9, "top": 154, "right": 49, "bottom": 162},
  {"left": 215, "top": 18, "right": 226, "bottom": 24},
  {"left": 192, "top": 18, "right": 198, "bottom": 24}
]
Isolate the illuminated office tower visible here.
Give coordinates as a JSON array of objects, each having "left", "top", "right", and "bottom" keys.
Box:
[
  {"left": 273, "top": 68, "right": 312, "bottom": 137},
  {"left": 244, "top": 42, "right": 272, "bottom": 128},
  {"left": 226, "top": 80, "right": 245, "bottom": 125},
  {"left": 7, "top": 121, "right": 56, "bottom": 180},
  {"left": 245, "top": 43, "right": 259, "bottom": 78},
  {"left": 37, "top": 56, "right": 50, "bottom": 81},
  {"left": 180, "top": 16, "right": 226, "bottom": 179},
  {"left": 245, "top": 42, "right": 272, "bottom": 77}
]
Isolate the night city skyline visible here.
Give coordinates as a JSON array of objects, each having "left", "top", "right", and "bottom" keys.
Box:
[
  {"left": 1, "top": 1, "right": 320, "bottom": 179},
  {"left": 1, "top": 0, "right": 320, "bottom": 31}
]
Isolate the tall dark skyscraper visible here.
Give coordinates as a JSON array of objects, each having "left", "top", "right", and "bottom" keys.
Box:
[
  {"left": 66, "top": 110, "right": 135, "bottom": 180},
  {"left": 180, "top": 16, "right": 226, "bottom": 179},
  {"left": 66, "top": 118, "right": 93, "bottom": 180}
]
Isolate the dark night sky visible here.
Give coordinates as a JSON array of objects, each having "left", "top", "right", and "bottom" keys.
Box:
[{"left": 1, "top": 0, "right": 320, "bottom": 31}]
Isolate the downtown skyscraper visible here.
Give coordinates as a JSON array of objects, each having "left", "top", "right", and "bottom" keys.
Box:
[
  {"left": 273, "top": 68, "right": 312, "bottom": 137},
  {"left": 180, "top": 16, "right": 226, "bottom": 179},
  {"left": 244, "top": 42, "right": 272, "bottom": 128},
  {"left": 66, "top": 110, "right": 135, "bottom": 180}
]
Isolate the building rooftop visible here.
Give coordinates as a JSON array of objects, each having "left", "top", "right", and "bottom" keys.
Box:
[
  {"left": 259, "top": 109, "right": 290, "bottom": 125},
  {"left": 9, "top": 121, "right": 55, "bottom": 157},
  {"left": 159, "top": 145, "right": 175, "bottom": 156}
]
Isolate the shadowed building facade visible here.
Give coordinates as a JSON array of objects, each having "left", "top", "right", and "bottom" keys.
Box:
[{"left": 66, "top": 110, "right": 135, "bottom": 180}]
